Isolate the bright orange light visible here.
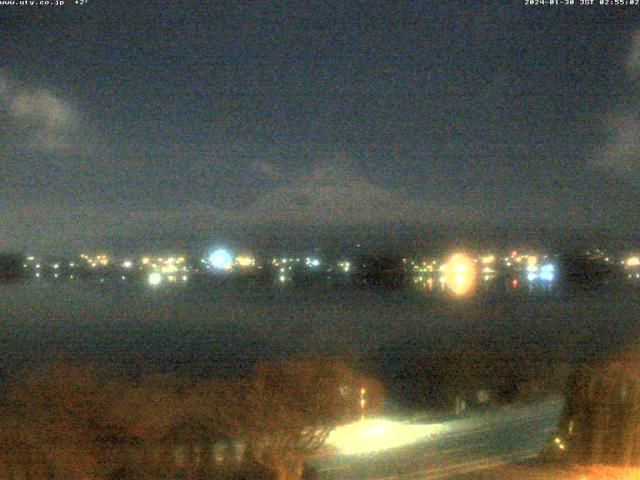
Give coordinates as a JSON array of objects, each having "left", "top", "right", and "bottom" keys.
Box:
[
  {"left": 236, "top": 255, "right": 255, "bottom": 267},
  {"left": 626, "top": 256, "right": 640, "bottom": 267},
  {"left": 443, "top": 253, "right": 476, "bottom": 296},
  {"left": 527, "top": 255, "right": 538, "bottom": 267},
  {"left": 481, "top": 255, "right": 495, "bottom": 264},
  {"left": 161, "top": 264, "right": 178, "bottom": 274}
]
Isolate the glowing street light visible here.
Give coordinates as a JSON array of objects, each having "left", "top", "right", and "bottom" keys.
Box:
[
  {"left": 306, "top": 257, "right": 321, "bottom": 267},
  {"left": 539, "top": 263, "right": 555, "bottom": 282},
  {"left": 236, "top": 255, "right": 255, "bottom": 267},
  {"left": 626, "top": 256, "right": 640, "bottom": 268},
  {"left": 443, "top": 253, "right": 476, "bottom": 296},
  {"left": 148, "top": 272, "right": 163, "bottom": 286},
  {"left": 326, "top": 418, "right": 449, "bottom": 456},
  {"left": 481, "top": 255, "right": 495, "bottom": 265},
  {"left": 208, "top": 248, "right": 233, "bottom": 271}
]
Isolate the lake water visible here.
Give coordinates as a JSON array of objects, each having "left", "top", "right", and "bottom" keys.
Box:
[{"left": 1, "top": 279, "right": 639, "bottom": 405}]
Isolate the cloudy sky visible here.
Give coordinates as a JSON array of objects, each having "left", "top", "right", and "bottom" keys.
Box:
[{"left": 0, "top": 2, "right": 639, "bottom": 253}]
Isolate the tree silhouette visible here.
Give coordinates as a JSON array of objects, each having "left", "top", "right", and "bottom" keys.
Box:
[
  {"left": 238, "top": 358, "right": 361, "bottom": 480},
  {"left": 561, "top": 347, "right": 640, "bottom": 465},
  {"left": 0, "top": 358, "right": 375, "bottom": 480},
  {"left": 0, "top": 362, "right": 128, "bottom": 479}
]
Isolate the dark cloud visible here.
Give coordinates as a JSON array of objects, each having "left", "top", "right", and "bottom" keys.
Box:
[{"left": 591, "top": 30, "right": 640, "bottom": 181}]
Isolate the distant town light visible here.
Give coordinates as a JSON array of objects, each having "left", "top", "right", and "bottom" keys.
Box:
[
  {"left": 148, "top": 272, "right": 163, "bottom": 286},
  {"left": 481, "top": 255, "right": 495, "bottom": 264},
  {"left": 122, "top": 260, "right": 133, "bottom": 269},
  {"left": 209, "top": 249, "right": 233, "bottom": 271},
  {"left": 236, "top": 255, "right": 255, "bottom": 267},
  {"left": 443, "top": 253, "right": 476, "bottom": 296},
  {"left": 626, "top": 256, "right": 640, "bottom": 268},
  {"left": 304, "top": 257, "right": 321, "bottom": 267},
  {"left": 539, "top": 263, "right": 555, "bottom": 282},
  {"left": 161, "top": 264, "right": 178, "bottom": 274}
]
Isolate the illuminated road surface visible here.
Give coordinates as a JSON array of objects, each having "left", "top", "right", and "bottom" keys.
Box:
[{"left": 314, "top": 396, "right": 563, "bottom": 479}]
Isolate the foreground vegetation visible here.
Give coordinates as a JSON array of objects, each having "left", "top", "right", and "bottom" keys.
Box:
[{"left": 0, "top": 359, "right": 383, "bottom": 480}]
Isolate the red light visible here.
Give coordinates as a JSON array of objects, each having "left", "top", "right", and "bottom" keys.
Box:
[{"left": 512, "top": 279, "right": 518, "bottom": 288}]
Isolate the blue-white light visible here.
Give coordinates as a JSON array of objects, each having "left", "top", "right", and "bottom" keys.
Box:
[
  {"left": 527, "top": 272, "right": 538, "bottom": 282},
  {"left": 539, "top": 263, "right": 555, "bottom": 282},
  {"left": 208, "top": 249, "right": 233, "bottom": 271},
  {"left": 306, "top": 257, "right": 320, "bottom": 267}
]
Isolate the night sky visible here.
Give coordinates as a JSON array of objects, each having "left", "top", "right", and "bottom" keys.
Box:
[{"left": 1, "top": 2, "right": 639, "bottom": 253}]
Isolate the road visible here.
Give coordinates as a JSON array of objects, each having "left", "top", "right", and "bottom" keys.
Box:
[{"left": 313, "top": 396, "right": 563, "bottom": 479}]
